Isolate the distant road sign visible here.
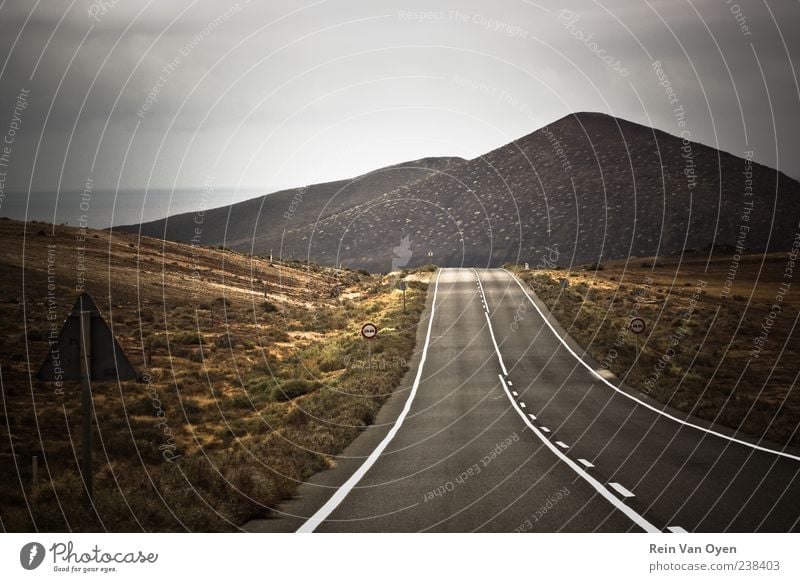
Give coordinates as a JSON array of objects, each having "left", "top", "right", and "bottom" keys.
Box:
[
  {"left": 361, "top": 322, "right": 378, "bottom": 340},
  {"left": 397, "top": 280, "right": 407, "bottom": 291},
  {"left": 629, "top": 317, "right": 646, "bottom": 334}
]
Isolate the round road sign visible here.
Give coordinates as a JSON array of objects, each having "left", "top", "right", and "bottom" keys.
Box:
[
  {"left": 629, "top": 317, "right": 646, "bottom": 334},
  {"left": 361, "top": 322, "right": 378, "bottom": 340}
]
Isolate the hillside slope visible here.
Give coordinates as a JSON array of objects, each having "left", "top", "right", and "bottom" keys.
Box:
[
  {"left": 125, "top": 156, "right": 464, "bottom": 255},
  {"left": 0, "top": 218, "right": 430, "bottom": 531},
  {"left": 121, "top": 113, "right": 800, "bottom": 272}
]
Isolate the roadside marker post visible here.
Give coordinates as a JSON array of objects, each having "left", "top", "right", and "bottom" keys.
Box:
[
  {"left": 397, "top": 280, "right": 407, "bottom": 312},
  {"left": 37, "top": 293, "right": 137, "bottom": 506}
]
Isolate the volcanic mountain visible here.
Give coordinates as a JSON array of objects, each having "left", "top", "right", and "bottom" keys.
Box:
[{"left": 120, "top": 113, "right": 800, "bottom": 272}]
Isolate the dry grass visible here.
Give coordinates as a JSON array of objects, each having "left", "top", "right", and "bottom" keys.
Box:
[
  {"left": 0, "top": 218, "right": 429, "bottom": 531},
  {"left": 513, "top": 252, "right": 800, "bottom": 446}
]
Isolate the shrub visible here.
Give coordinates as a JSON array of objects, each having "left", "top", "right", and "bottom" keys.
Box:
[
  {"left": 172, "top": 331, "right": 203, "bottom": 345},
  {"left": 271, "top": 379, "right": 319, "bottom": 402}
]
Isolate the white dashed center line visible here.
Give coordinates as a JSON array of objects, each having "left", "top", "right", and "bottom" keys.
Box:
[
  {"left": 578, "top": 458, "right": 594, "bottom": 469},
  {"left": 667, "top": 526, "right": 688, "bottom": 533},
  {"left": 556, "top": 441, "right": 569, "bottom": 449},
  {"left": 609, "top": 482, "right": 635, "bottom": 498}
]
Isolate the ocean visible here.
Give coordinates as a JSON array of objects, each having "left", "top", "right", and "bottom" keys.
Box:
[{"left": 0, "top": 188, "right": 267, "bottom": 229}]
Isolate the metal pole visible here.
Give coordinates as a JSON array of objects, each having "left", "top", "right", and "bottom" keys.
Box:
[
  {"left": 402, "top": 288, "right": 406, "bottom": 312},
  {"left": 79, "top": 309, "right": 93, "bottom": 505}
]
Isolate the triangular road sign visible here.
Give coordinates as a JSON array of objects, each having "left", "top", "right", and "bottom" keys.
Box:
[{"left": 37, "top": 293, "right": 137, "bottom": 382}]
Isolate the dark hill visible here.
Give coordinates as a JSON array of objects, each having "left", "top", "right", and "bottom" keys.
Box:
[{"left": 120, "top": 113, "right": 800, "bottom": 272}]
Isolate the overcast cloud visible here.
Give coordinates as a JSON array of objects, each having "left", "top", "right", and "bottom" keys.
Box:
[{"left": 0, "top": 0, "right": 798, "bottom": 208}]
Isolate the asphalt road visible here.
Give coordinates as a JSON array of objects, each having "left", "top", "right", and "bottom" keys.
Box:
[{"left": 247, "top": 268, "right": 800, "bottom": 533}]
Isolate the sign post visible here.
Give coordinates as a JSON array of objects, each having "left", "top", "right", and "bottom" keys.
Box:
[
  {"left": 629, "top": 317, "right": 646, "bottom": 359},
  {"left": 38, "top": 293, "right": 137, "bottom": 506},
  {"left": 397, "top": 280, "right": 407, "bottom": 312},
  {"left": 361, "top": 322, "right": 378, "bottom": 367},
  {"left": 79, "top": 307, "right": 93, "bottom": 504}
]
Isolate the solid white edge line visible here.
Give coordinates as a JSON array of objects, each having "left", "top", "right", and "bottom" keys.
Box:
[
  {"left": 578, "top": 458, "right": 595, "bottom": 468},
  {"left": 499, "top": 375, "right": 659, "bottom": 532},
  {"left": 503, "top": 269, "right": 800, "bottom": 462},
  {"left": 609, "top": 482, "right": 636, "bottom": 498},
  {"left": 667, "top": 526, "right": 688, "bottom": 533},
  {"left": 296, "top": 270, "right": 442, "bottom": 533}
]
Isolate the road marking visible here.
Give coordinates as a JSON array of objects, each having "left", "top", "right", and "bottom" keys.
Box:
[
  {"left": 474, "top": 270, "right": 510, "bottom": 376},
  {"left": 528, "top": 413, "right": 537, "bottom": 420},
  {"left": 578, "top": 458, "right": 594, "bottom": 468},
  {"left": 499, "top": 375, "right": 659, "bottom": 532},
  {"left": 512, "top": 391, "right": 518, "bottom": 396},
  {"left": 520, "top": 402, "right": 526, "bottom": 408},
  {"left": 296, "top": 270, "right": 442, "bottom": 533},
  {"left": 609, "top": 482, "right": 635, "bottom": 498},
  {"left": 483, "top": 311, "right": 508, "bottom": 376},
  {"left": 503, "top": 269, "right": 800, "bottom": 463},
  {"left": 507, "top": 381, "right": 513, "bottom": 386},
  {"left": 667, "top": 526, "right": 688, "bottom": 533},
  {"left": 556, "top": 441, "right": 569, "bottom": 449},
  {"left": 540, "top": 426, "right": 550, "bottom": 433}
]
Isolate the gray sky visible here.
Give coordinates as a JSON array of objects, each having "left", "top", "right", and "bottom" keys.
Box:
[{"left": 1, "top": 0, "right": 799, "bottom": 202}]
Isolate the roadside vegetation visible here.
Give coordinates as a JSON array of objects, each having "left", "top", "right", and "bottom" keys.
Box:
[
  {"left": 512, "top": 252, "right": 800, "bottom": 447},
  {"left": 0, "top": 218, "right": 430, "bottom": 531}
]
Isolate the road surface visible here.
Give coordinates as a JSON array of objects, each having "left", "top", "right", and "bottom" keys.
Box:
[{"left": 246, "top": 268, "right": 800, "bottom": 533}]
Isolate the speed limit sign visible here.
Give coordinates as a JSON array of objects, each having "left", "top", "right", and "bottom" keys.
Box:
[
  {"left": 629, "top": 317, "right": 646, "bottom": 334},
  {"left": 361, "top": 322, "right": 378, "bottom": 340}
]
